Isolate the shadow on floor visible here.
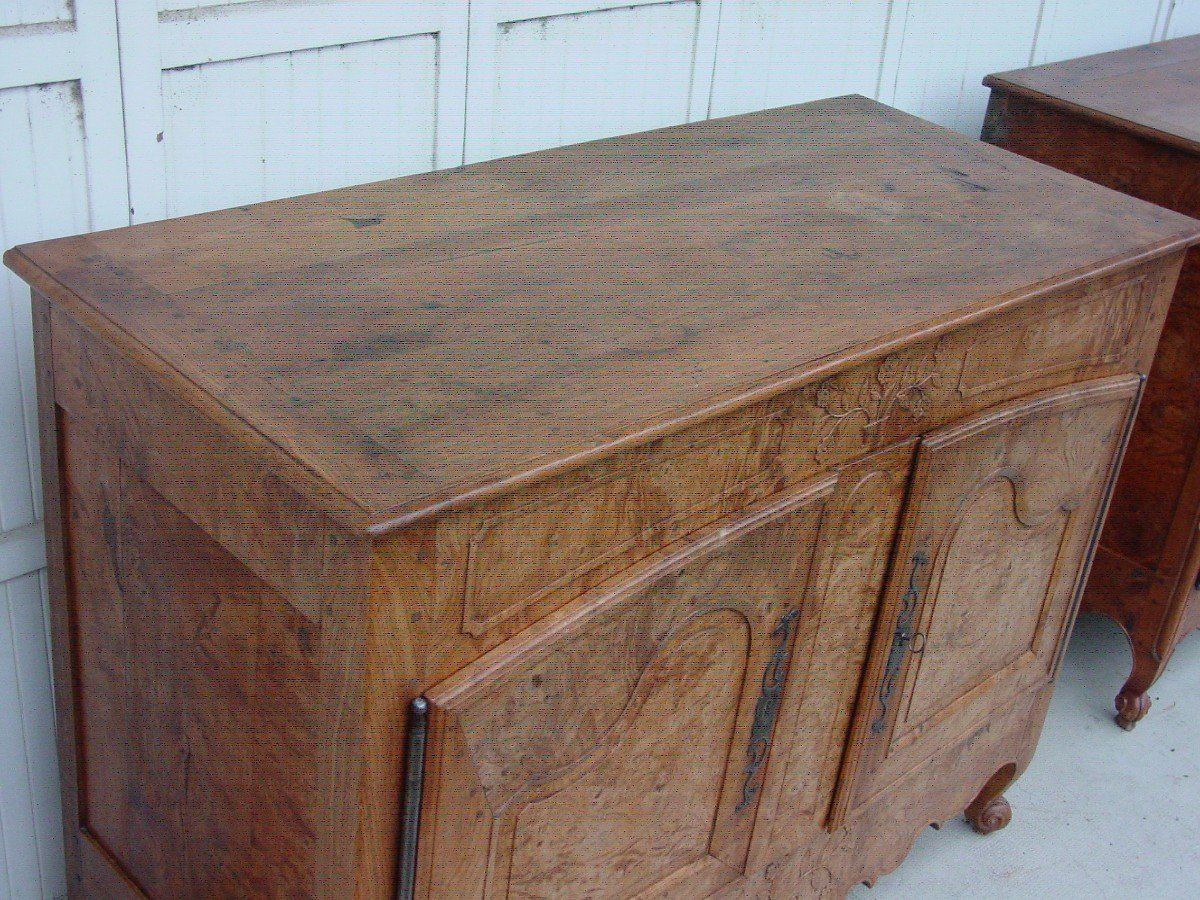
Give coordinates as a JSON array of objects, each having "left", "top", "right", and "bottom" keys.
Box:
[{"left": 850, "top": 613, "right": 1200, "bottom": 899}]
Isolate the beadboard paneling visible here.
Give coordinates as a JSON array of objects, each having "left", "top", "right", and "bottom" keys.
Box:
[
  {"left": 709, "top": 0, "right": 893, "bottom": 118},
  {"left": 120, "top": 0, "right": 468, "bottom": 223},
  {"left": 161, "top": 35, "right": 440, "bottom": 218},
  {"left": 464, "top": 0, "right": 720, "bottom": 162},
  {"left": 882, "top": 0, "right": 1044, "bottom": 135}
]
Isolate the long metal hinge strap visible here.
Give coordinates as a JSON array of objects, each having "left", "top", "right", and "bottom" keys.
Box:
[
  {"left": 871, "top": 550, "right": 928, "bottom": 735},
  {"left": 736, "top": 607, "right": 802, "bottom": 813},
  {"left": 396, "top": 696, "right": 429, "bottom": 900}
]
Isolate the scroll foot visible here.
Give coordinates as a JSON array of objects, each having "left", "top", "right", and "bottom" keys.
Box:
[
  {"left": 1115, "top": 687, "right": 1151, "bottom": 731},
  {"left": 965, "top": 795, "right": 1012, "bottom": 836}
]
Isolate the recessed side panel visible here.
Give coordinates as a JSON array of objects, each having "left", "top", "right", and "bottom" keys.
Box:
[{"left": 59, "top": 412, "right": 326, "bottom": 898}]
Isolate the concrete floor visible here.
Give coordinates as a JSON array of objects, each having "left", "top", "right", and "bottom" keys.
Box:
[{"left": 849, "top": 613, "right": 1200, "bottom": 899}]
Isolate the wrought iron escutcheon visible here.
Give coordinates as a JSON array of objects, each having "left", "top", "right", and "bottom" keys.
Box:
[
  {"left": 871, "top": 550, "right": 929, "bottom": 735},
  {"left": 737, "top": 607, "right": 802, "bottom": 812}
]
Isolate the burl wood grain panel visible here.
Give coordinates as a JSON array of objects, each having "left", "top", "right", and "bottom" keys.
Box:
[
  {"left": 418, "top": 478, "right": 833, "bottom": 899},
  {"left": 985, "top": 35, "right": 1200, "bottom": 729},
  {"left": 831, "top": 377, "right": 1139, "bottom": 826}
]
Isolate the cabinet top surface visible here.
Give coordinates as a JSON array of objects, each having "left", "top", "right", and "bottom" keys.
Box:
[
  {"left": 986, "top": 35, "right": 1200, "bottom": 154},
  {"left": 6, "top": 96, "right": 1199, "bottom": 532}
]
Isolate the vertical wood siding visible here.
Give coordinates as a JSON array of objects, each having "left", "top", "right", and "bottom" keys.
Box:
[
  {"left": 0, "top": 2, "right": 124, "bottom": 893},
  {"left": 161, "top": 35, "right": 441, "bottom": 217},
  {"left": 463, "top": 0, "right": 720, "bottom": 162},
  {"left": 0, "top": 0, "right": 1193, "bottom": 894},
  {"left": 1033, "top": 0, "right": 1166, "bottom": 63},
  {"left": 881, "top": 0, "right": 1044, "bottom": 136},
  {"left": 1166, "top": 0, "right": 1200, "bottom": 38},
  {"left": 0, "top": 572, "right": 61, "bottom": 900},
  {"left": 0, "top": 1, "right": 71, "bottom": 30},
  {"left": 488, "top": 2, "right": 703, "bottom": 158},
  {"left": 708, "top": 0, "right": 894, "bottom": 118},
  {"left": 118, "top": 0, "right": 469, "bottom": 223},
  {"left": 0, "top": 81, "right": 89, "bottom": 535}
]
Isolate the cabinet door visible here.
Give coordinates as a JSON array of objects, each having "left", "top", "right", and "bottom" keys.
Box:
[
  {"left": 412, "top": 476, "right": 836, "bottom": 899},
  {"left": 829, "top": 376, "right": 1139, "bottom": 826}
]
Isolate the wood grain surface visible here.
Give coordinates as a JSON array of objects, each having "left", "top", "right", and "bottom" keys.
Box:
[{"left": 986, "top": 35, "right": 1200, "bottom": 155}]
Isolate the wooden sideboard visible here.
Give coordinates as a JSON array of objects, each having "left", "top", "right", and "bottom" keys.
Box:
[
  {"left": 7, "top": 96, "right": 1199, "bottom": 899},
  {"left": 984, "top": 36, "right": 1200, "bottom": 730}
]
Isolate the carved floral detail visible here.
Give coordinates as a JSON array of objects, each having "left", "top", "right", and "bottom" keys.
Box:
[{"left": 814, "top": 346, "right": 947, "bottom": 460}]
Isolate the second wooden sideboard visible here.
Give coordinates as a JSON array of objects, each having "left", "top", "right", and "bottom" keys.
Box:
[
  {"left": 6, "top": 96, "right": 1199, "bottom": 898},
  {"left": 984, "top": 36, "right": 1200, "bottom": 730}
]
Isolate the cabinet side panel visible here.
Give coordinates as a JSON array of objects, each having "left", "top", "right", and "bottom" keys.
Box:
[
  {"left": 49, "top": 305, "right": 369, "bottom": 621},
  {"left": 59, "top": 411, "right": 326, "bottom": 898},
  {"left": 48, "top": 304, "right": 373, "bottom": 895},
  {"left": 32, "top": 294, "right": 87, "bottom": 894}
]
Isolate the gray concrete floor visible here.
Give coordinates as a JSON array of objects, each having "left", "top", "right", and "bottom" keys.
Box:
[{"left": 849, "top": 613, "right": 1200, "bottom": 899}]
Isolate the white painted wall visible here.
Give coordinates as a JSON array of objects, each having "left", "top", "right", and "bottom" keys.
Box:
[{"left": 0, "top": 1, "right": 1193, "bottom": 895}]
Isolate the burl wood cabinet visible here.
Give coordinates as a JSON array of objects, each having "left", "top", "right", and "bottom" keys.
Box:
[
  {"left": 984, "top": 36, "right": 1200, "bottom": 730},
  {"left": 6, "top": 96, "right": 1199, "bottom": 899}
]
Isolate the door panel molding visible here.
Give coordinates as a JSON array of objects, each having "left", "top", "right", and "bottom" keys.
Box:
[
  {"left": 828, "top": 375, "right": 1140, "bottom": 830},
  {"left": 414, "top": 475, "right": 836, "bottom": 898}
]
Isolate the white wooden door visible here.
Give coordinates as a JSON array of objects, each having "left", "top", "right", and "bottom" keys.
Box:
[
  {"left": 708, "top": 0, "right": 894, "bottom": 118},
  {"left": 1034, "top": 0, "right": 1167, "bottom": 64},
  {"left": 1166, "top": 0, "right": 1200, "bottom": 38},
  {"left": 879, "top": 0, "right": 1045, "bottom": 135},
  {"left": 0, "top": 3, "right": 126, "bottom": 895},
  {"left": 462, "top": 0, "right": 721, "bottom": 163},
  {"left": 116, "top": 0, "right": 469, "bottom": 222}
]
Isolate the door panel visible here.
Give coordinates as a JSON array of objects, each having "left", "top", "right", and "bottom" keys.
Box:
[
  {"left": 830, "top": 376, "right": 1140, "bottom": 826},
  {"left": 901, "top": 477, "right": 1067, "bottom": 726},
  {"left": 416, "top": 475, "right": 836, "bottom": 899}
]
